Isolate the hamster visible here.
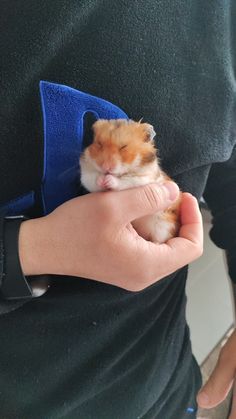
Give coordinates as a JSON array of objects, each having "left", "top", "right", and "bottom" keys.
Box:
[{"left": 79, "top": 119, "right": 181, "bottom": 243}]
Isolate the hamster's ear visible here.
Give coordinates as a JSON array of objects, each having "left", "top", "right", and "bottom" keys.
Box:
[
  {"left": 142, "top": 123, "right": 156, "bottom": 142},
  {"left": 92, "top": 119, "right": 108, "bottom": 134}
]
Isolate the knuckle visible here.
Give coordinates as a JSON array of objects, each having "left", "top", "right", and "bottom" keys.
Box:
[{"left": 142, "top": 184, "right": 162, "bottom": 211}]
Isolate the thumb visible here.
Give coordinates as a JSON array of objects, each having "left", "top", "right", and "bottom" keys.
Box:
[
  {"left": 197, "top": 356, "right": 234, "bottom": 409},
  {"left": 115, "top": 181, "right": 179, "bottom": 223}
]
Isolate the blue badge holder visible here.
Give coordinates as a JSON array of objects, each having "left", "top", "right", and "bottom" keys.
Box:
[{"left": 0, "top": 81, "right": 128, "bottom": 216}]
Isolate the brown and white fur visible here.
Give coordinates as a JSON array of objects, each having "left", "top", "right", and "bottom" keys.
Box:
[{"left": 79, "top": 119, "right": 181, "bottom": 243}]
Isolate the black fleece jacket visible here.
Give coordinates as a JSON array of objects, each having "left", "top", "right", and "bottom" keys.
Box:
[{"left": 0, "top": 1, "right": 236, "bottom": 418}]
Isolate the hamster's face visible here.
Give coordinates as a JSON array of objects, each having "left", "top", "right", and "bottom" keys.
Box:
[{"left": 86, "top": 119, "right": 157, "bottom": 176}]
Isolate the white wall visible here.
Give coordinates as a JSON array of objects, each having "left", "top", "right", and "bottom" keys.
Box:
[{"left": 186, "top": 209, "right": 235, "bottom": 365}]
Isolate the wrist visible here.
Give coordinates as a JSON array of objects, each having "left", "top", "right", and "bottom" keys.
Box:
[{"left": 18, "top": 218, "right": 49, "bottom": 276}]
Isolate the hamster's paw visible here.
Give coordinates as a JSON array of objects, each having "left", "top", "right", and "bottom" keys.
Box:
[
  {"left": 96, "top": 174, "right": 118, "bottom": 190},
  {"left": 103, "top": 174, "right": 119, "bottom": 190},
  {"left": 97, "top": 174, "right": 106, "bottom": 189}
]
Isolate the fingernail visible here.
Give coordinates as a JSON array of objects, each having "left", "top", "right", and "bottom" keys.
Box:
[
  {"left": 162, "top": 182, "right": 179, "bottom": 201},
  {"left": 197, "top": 392, "right": 210, "bottom": 406}
]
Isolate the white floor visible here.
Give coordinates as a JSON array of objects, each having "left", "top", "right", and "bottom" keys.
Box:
[{"left": 186, "top": 209, "right": 235, "bottom": 365}]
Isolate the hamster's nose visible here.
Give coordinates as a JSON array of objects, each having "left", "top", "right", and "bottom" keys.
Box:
[{"left": 101, "top": 162, "right": 115, "bottom": 173}]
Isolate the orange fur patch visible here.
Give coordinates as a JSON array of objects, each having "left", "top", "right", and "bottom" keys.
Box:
[{"left": 89, "top": 119, "right": 157, "bottom": 168}]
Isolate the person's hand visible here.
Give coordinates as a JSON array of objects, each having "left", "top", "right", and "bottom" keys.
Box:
[
  {"left": 197, "top": 329, "right": 236, "bottom": 418},
  {"left": 19, "top": 182, "right": 203, "bottom": 291}
]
